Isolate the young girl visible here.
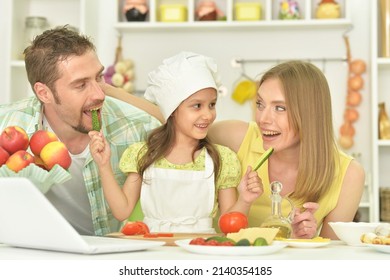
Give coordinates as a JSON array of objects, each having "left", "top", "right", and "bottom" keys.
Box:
[{"left": 89, "top": 52, "right": 262, "bottom": 233}]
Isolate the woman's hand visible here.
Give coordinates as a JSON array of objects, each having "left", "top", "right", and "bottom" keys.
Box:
[
  {"left": 291, "top": 202, "right": 319, "bottom": 239},
  {"left": 88, "top": 130, "right": 111, "bottom": 168}
]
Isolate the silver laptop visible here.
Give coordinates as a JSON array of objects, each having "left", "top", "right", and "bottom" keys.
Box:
[{"left": 0, "top": 177, "right": 165, "bottom": 254}]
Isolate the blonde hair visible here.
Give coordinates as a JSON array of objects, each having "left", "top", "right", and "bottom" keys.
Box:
[{"left": 259, "top": 60, "right": 338, "bottom": 203}]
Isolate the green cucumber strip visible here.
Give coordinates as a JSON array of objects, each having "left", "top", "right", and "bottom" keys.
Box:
[
  {"left": 91, "top": 109, "right": 100, "bottom": 131},
  {"left": 253, "top": 147, "right": 274, "bottom": 171}
]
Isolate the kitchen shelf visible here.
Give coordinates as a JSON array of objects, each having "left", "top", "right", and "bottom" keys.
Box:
[
  {"left": 4, "top": 0, "right": 98, "bottom": 104},
  {"left": 115, "top": 0, "right": 351, "bottom": 31},
  {"left": 377, "top": 57, "right": 390, "bottom": 64},
  {"left": 114, "top": 18, "right": 352, "bottom": 32},
  {"left": 371, "top": 0, "right": 390, "bottom": 222},
  {"left": 359, "top": 202, "right": 370, "bottom": 208},
  {"left": 378, "top": 140, "right": 390, "bottom": 146},
  {"left": 10, "top": 61, "right": 25, "bottom": 67}
]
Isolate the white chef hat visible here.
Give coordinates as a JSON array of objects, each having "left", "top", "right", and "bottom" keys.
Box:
[{"left": 144, "top": 51, "right": 221, "bottom": 121}]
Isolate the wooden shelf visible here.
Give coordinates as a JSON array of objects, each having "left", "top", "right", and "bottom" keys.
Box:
[{"left": 114, "top": 18, "right": 352, "bottom": 32}]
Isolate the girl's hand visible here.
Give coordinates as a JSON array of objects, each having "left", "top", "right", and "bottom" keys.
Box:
[
  {"left": 291, "top": 202, "right": 319, "bottom": 239},
  {"left": 238, "top": 166, "right": 263, "bottom": 204},
  {"left": 88, "top": 130, "right": 111, "bottom": 167}
]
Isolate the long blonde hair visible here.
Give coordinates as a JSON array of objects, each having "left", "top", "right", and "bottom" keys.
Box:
[{"left": 259, "top": 60, "right": 338, "bottom": 203}]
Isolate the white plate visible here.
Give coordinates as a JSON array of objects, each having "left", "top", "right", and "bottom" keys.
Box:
[
  {"left": 366, "top": 244, "right": 390, "bottom": 254},
  {"left": 282, "top": 239, "right": 331, "bottom": 248},
  {"left": 175, "top": 239, "right": 287, "bottom": 256}
]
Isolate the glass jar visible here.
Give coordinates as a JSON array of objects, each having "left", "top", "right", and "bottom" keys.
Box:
[
  {"left": 278, "top": 0, "right": 301, "bottom": 20},
  {"left": 260, "top": 181, "right": 293, "bottom": 238},
  {"left": 23, "top": 17, "right": 48, "bottom": 52}
]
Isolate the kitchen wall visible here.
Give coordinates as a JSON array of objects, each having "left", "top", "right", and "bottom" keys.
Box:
[
  {"left": 0, "top": 0, "right": 371, "bottom": 173},
  {"left": 93, "top": 0, "right": 371, "bottom": 171}
]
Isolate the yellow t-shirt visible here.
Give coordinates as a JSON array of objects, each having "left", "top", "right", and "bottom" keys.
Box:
[{"left": 237, "top": 122, "right": 352, "bottom": 229}]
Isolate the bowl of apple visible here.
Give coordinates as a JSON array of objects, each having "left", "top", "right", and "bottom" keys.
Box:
[{"left": 0, "top": 126, "right": 72, "bottom": 193}]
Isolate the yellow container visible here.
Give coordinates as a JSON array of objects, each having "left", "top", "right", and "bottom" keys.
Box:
[
  {"left": 159, "top": 5, "right": 188, "bottom": 22},
  {"left": 232, "top": 79, "right": 257, "bottom": 104},
  {"left": 234, "top": 3, "right": 262, "bottom": 21}
]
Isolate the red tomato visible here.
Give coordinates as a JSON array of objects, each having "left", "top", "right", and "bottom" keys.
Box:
[
  {"left": 218, "top": 212, "right": 248, "bottom": 234},
  {"left": 205, "top": 240, "right": 219, "bottom": 246},
  {"left": 219, "top": 241, "right": 235, "bottom": 246},
  {"left": 121, "top": 221, "right": 150, "bottom": 235},
  {"left": 189, "top": 237, "right": 206, "bottom": 245}
]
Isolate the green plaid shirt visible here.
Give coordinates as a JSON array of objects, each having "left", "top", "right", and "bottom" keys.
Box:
[{"left": 0, "top": 96, "right": 161, "bottom": 236}]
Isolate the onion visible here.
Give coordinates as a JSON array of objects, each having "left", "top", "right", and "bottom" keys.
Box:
[
  {"left": 338, "top": 135, "right": 354, "bottom": 149},
  {"left": 348, "top": 75, "right": 364, "bottom": 91},
  {"left": 350, "top": 59, "right": 366, "bottom": 75},
  {"left": 339, "top": 121, "right": 355, "bottom": 137},
  {"left": 344, "top": 108, "right": 359, "bottom": 122},
  {"left": 111, "top": 73, "right": 124, "bottom": 87},
  {"left": 347, "top": 91, "right": 362, "bottom": 107},
  {"left": 114, "top": 61, "right": 127, "bottom": 74}
]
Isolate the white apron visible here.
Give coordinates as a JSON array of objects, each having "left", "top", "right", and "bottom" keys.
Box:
[{"left": 141, "top": 151, "right": 216, "bottom": 233}]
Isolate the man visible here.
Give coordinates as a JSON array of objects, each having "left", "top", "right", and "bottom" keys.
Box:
[{"left": 0, "top": 26, "right": 161, "bottom": 236}]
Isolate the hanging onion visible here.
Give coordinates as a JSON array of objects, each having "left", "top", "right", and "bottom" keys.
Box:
[
  {"left": 339, "top": 121, "right": 355, "bottom": 137},
  {"left": 348, "top": 75, "right": 364, "bottom": 91},
  {"left": 347, "top": 90, "right": 362, "bottom": 107},
  {"left": 350, "top": 59, "right": 367, "bottom": 75},
  {"left": 338, "top": 135, "right": 354, "bottom": 149},
  {"left": 344, "top": 108, "right": 359, "bottom": 122}
]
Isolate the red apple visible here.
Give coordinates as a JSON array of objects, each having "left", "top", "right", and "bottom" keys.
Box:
[
  {"left": 0, "top": 145, "right": 10, "bottom": 167},
  {"left": 6, "top": 150, "right": 34, "bottom": 172},
  {"left": 40, "top": 141, "right": 72, "bottom": 170},
  {"left": 34, "top": 156, "right": 48, "bottom": 170},
  {"left": 29, "top": 130, "right": 58, "bottom": 156},
  {"left": 0, "top": 126, "right": 29, "bottom": 154}
]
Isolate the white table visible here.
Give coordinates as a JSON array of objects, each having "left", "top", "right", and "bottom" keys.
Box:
[
  {"left": 1, "top": 241, "right": 389, "bottom": 280},
  {"left": 1, "top": 241, "right": 389, "bottom": 260}
]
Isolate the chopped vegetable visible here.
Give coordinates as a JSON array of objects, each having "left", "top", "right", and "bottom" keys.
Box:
[
  {"left": 235, "top": 238, "right": 251, "bottom": 246},
  {"left": 121, "top": 221, "right": 150, "bottom": 235},
  {"left": 91, "top": 109, "right": 100, "bottom": 131},
  {"left": 254, "top": 147, "right": 274, "bottom": 171},
  {"left": 253, "top": 237, "right": 268, "bottom": 246},
  {"left": 143, "top": 233, "right": 174, "bottom": 238}
]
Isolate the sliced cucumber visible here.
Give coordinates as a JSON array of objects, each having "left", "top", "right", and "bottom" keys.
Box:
[
  {"left": 253, "top": 237, "right": 268, "bottom": 246},
  {"left": 253, "top": 147, "right": 274, "bottom": 171},
  {"left": 91, "top": 109, "right": 100, "bottom": 131},
  {"left": 235, "top": 238, "right": 251, "bottom": 246}
]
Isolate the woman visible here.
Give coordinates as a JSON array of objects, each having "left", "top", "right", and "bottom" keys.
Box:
[
  {"left": 89, "top": 52, "right": 261, "bottom": 233},
  {"left": 209, "top": 60, "right": 365, "bottom": 239}
]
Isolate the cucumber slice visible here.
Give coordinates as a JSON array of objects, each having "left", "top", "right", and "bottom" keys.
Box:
[
  {"left": 253, "top": 147, "right": 274, "bottom": 171},
  {"left": 91, "top": 109, "right": 100, "bottom": 131},
  {"left": 235, "top": 238, "right": 251, "bottom": 246},
  {"left": 253, "top": 237, "right": 268, "bottom": 246}
]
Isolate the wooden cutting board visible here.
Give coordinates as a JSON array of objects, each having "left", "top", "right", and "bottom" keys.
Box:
[{"left": 106, "top": 232, "right": 221, "bottom": 246}]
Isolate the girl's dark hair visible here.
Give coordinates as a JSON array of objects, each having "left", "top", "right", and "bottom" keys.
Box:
[{"left": 137, "top": 118, "right": 221, "bottom": 184}]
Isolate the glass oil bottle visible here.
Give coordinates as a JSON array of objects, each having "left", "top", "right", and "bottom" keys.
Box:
[{"left": 260, "top": 181, "right": 293, "bottom": 238}]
